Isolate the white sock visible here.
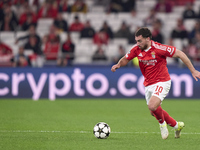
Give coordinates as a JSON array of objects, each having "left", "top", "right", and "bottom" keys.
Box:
[
  {"left": 173, "top": 122, "right": 178, "bottom": 129},
  {"left": 159, "top": 121, "right": 166, "bottom": 126}
]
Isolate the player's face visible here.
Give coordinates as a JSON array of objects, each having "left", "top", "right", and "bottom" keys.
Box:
[{"left": 135, "top": 35, "right": 149, "bottom": 50}]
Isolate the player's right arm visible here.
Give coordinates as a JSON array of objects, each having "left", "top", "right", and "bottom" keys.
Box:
[{"left": 111, "top": 56, "right": 130, "bottom": 72}]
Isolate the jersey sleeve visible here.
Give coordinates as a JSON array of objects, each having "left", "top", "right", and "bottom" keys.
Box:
[
  {"left": 158, "top": 44, "right": 176, "bottom": 57},
  {"left": 125, "top": 44, "right": 138, "bottom": 60},
  {"left": 165, "top": 45, "right": 176, "bottom": 57}
]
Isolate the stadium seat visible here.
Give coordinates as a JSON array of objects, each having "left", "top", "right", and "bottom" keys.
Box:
[
  {"left": 90, "top": 19, "right": 104, "bottom": 31},
  {"left": 73, "top": 56, "right": 92, "bottom": 64},
  {"left": 117, "top": 13, "right": 131, "bottom": 21},
  {"left": 0, "top": 32, "right": 15, "bottom": 41},
  {"left": 80, "top": 38, "right": 93, "bottom": 45},
  {"left": 156, "top": 13, "right": 168, "bottom": 22},
  {"left": 37, "top": 18, "right": 54, "bottom": 34},
  {"left": 168, "top": 12, "right": 182, "bottom": 20},
  {"left": 173, "top": 38, "right": 183, "bottom": 50},
  {"left": 62, "top": 13, "right": 69, "bottom": 21},
  {"left": 24, "top": 49, "right": 34, "bottom": 56},
  {"left": 104, "top": 13, "right": 117, "bottom": 21},
  {"left": 74, "top": 44, "right": 93, "bottom": 64},
  {"left": 107, "top": 19, "right": 121, "bottom": 32},
  {"left": 59, "top": 32, "right": 67, "bottom": 43},
  {"left": 184, "top": 19, "right": 196, "bottom": 32},
  {"left": 16, "top": 31, "right": 28, "bottom": 38},
  {"left": 111, "top": 38, "right": 128, "bottom": 46},
  {"left": 90, "top": 6, "right": 104, "bottom": 12},
  {"left": 136, "top": 0, "right": 157, "bottom": 8},
  {"left": 9, "top": 44, "right": 19, "bottom": 55},
  {"left": 0, "top": 32, "right": 15, "bottom": 45},
  {"left": 105, "top": 44, "right": 118, "bottom": 58},
  {"left": 86, "top": 13, "right": 106, "bottom": 21},
  {"left": 70, "top": 32, "right": 80, "bottom": 44},
  {"left": 75, "top": 44, "right": 92, "bottom": 57},
  {"left": 173, "top": 6, "right": 185, "bottom": 13}
]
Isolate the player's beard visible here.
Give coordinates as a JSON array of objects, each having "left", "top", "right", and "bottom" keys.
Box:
[{"left": 140, "top": 43, "right": 148, "bottom": 50}]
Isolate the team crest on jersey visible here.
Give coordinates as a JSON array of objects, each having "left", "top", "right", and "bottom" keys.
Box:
[{"left": 151, "top": 51, "right": 156, "bottom": 58}]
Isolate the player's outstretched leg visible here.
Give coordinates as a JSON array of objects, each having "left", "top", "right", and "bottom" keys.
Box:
[
  {"left": 150, "top": 106, "right": 169, "bottom": 139},
  {"left": 162, "top": 110, "right": 185, "bottom": 138},
  {"left": 174, "top": 122, "right": 185, "bottom": 138}
]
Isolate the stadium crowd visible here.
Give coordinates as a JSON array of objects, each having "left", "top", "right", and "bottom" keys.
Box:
[{"left": 0, "top": 0, "right": 200, "bottom": 67}]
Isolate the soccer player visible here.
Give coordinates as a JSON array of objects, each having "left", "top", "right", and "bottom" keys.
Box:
[{"left": 111, "top": 27, "right": 200, "bottom": 139}]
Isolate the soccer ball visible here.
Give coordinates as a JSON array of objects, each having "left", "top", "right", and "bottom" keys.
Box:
[{"left": 93, "top": 122, "right": 111, "bottom": 139}]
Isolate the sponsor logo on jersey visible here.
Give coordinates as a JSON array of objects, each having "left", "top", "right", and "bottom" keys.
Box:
[{"left": 139, "top": 59, "right": 157, "bottom": 66}]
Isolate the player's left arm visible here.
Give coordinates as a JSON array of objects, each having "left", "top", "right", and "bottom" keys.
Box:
[{"left": 173, "top": 49, "right": 200, "bottom": 81}]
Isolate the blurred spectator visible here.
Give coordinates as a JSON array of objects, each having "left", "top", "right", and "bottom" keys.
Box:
[
  {"left": 16, "top": 25, "right": 41, "bottom": 47},
  {"left": 154, "top": 0, "right": 172, "bottom": 13},
  {"left": 93, "top": 30, "right": 109, "bottom": 46},
  {"left": 100, "top": 21, "right": 113, "bottom": 39},
  {"left": 53, "top": 12, "right": 68, "bottom": 32},
  {"left": 108, "top": 0, "right": 135, "bottom": 13},
  {"left": 94, "top": 0, "right": 110, "bottom": 6},
  {"left": 151, "top": 19, "right": 163, "bottom": 43},
  {"left": 170, "top": 0, "right": 194, "bottom": 6},
  {"left": 170, "top": 18, "right": 188, "bottom": 45},
  {"left": 37, "top": 1, "right": 58, "bottom": 19},
  {"left": 0, "top": 7, "right": 3, "bottom": 23},
  {"left": 92, "top": 46, "right": 108, "bottom": 61},
  {"left": 108, "top": 0, "right": 122, "bottom": 13},
  {"left": 1, "top": 4, "right": 18, "bottom": 26},
  {"left": 43, "top": 25, "right": 60, "bottom": 60},
  {"left": 115, "top": 21, "right": 132, "bottom": 41},
  {"left": 12, "top": 46, "right": 31, "bottom": 67},
  {"left": 120, "top": 0, "right": 135, "bottom": 12},
  {"left": 58, "top": 0, "right": 71, "bottom": 12},
  {"left": 144, "top": 8, "right": 158, "bottom": 26},
  {"left": 0, "top": 14, "right": 16, "bottom": 31},
  {"left": 183, "top": 39, "right": 199, "bottom": 62},
  {"left": 24, "top": 35, "right": 44, "bottom": 67},
  {"left": 0, "top": 4, "right": 18, "bottom": 31},
  {"left": 80, "top": 20, "right": 95, "bottom": 38},
  {"left": 24, "top": 35, "right": 43, "bottom": 55},
  {"left": 69, "top": 15, "right": 84, "bottom": 32},
  {"left": 182, "top": 2, "right": 196, "bottom": 19},
  {"left": 189, "top": 20, "right": 200, "bottom": 40},
  {"left": 71, "top": 0, "right": 88, "bottom": 13},
  {"left": 18, "top": 6, "right": 37, "bottom": 31},
  {"left": 193, "top": 31, "right": 200, "bottom": 52},
  {"left": 57, "top": 33, "right": 75, "bottom": 66},
  {"left": 0, "top": 40, "right": 13, "bottom": 66},
  {"left": 113, "top": 45, "right": 125, "bottom": 64},
  {"left": 128, "top": 32, "right": 136, "bottom": 44},
  {"left": 0, "top": 1, "right": 12, "bottom": 9},
  {"left": 128, "top": 27, "right": 140, "bottom": 44},
  {"left": 21, "top": 15, "right": 37, "bottom": 31}
]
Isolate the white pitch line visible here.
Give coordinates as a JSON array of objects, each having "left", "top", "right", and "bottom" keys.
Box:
[{"left": 0, "top": 130, "right": 200, "bottom": 135}]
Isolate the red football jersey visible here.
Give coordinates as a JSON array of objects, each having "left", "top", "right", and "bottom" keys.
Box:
[{"left": 125, "top": 40, "right": 176, "bottom": 86}]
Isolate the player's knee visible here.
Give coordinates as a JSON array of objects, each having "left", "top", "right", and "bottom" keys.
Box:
[{"left": 148, "top": 104, "right": 157, "bottom": 112}]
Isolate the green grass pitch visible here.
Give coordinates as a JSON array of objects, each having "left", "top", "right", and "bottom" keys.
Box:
[{"left": 0, "top": 99, "right": 200, "bottom": 150}]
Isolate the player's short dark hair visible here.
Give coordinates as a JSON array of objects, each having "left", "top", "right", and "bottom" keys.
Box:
[{"left": 135, "top": 27, "right": 152, "bottom": 39}]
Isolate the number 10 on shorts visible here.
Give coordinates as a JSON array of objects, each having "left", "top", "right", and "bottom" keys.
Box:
[{"left": 154, "top": 85, "right": 163, "bottom": 96}]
